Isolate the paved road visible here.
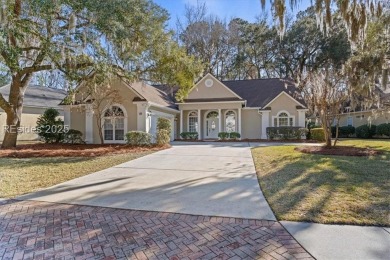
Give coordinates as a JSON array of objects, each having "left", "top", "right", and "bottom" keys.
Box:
[
  {"left": 0, "top": 200, "right": 313, "bottom": 260},
  {"left": 19, "top": 142, "right": 276, "bottom": 220}
]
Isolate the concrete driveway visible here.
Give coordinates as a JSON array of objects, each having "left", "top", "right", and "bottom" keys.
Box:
[{"left": 19, "top": 142, "right": 276, "bottom": 220}]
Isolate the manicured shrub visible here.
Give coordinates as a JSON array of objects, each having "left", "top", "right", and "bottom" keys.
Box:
[
  {"left": 155, "top": 118, "right": 171, "bottom": 145},
  {"left": 36, "top": 108, "right": 64, "bottom": 143},
  {"left": 376, "top": 123, "right": 390, "bottom": 137},
  {"left": 218, "top": 132, "right": 229, "bottom": 140},
  {"left": 125, "top": 131, "right": 152, "bottom": 146},
  {"left": 331, "top": 126, "right": 356, "bottom": 138},
  {"left": 180, "top": 132, "right": 198, "bottom": 140},
  {"left": 266, "top": 127, "right": 307, "bottom": 140},
  {"left": 229, "top": 132, "right": 241, "bottom": 140},
  {"left": 310, "top": 128, "right": 325, "bottom": 141},
  {"left": 355, "top": 125, "right": 377, "bottom": 139},
  {"left": 63, "top": 129, "right": 84, "bottom": 144},
  {"left": 157, "top": 117, "right": 171, "bottom": 132},
  {"left": 156, "top": 129, "right": 170, "bottom": 145}
]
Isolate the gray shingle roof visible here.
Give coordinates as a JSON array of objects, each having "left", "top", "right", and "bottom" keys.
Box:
[
  {"left": 129, "top": 82, "right": 178, "bottom": 110},
  {"left": 222, "top": 78, "right": 305, "bottom": 108},
  {"left": 0, "top": 84, "right": 67, "bottom": 109}
]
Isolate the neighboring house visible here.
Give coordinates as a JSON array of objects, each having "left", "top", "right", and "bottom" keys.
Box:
[
  {"left": 65, "top": 74, "right": 308, "bottom": 143},
  {"left": 0, "top": 84, "right": 67, "bottom": 141},
  {"left": 337, "top": 87, "right": 390, "bottom": 128},
  {"left": 337, "top": 110, "right": 390, "bottom": 128}
]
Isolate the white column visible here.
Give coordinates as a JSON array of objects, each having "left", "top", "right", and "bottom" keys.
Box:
[
  {"left": 180, "top": 110, "right": 183, "bottom": 137},
  {"left": 136, "top": 103, "right": 148, "bottom": 132},
  {"left": 198, "top": 109, "right": 201, "bottom": 140},
  {"left": 85, "top": 104, "right": 93, "bottom": 143},
  {"left": 63, "top": 106, "right": 71, "bottom": 127},
  {"left": 261, "top": 110, "right": 270, "bottom": 139},
  {"left": 238, "top": 108, "right": 242, "bottom": 138},
  {"left": 170, "top": 117, "right": 175, "bottom": 141},
  {"left": 218, "top": 109, "right": 222, "bottom": 134},
  {"left": 298, "top": 109, "right": 307, "bottom": 127}
]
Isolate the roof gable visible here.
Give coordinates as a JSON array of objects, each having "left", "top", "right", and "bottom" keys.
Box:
[
  {"left": 68, "top": 77, "right": 177, "bottom": 110},
  {"left": 263, "top": 91, "right": 306, "bottom": 108},
  {"left": 186, "top": 74, "right": 243, "bottom": 101},
  {"left": 128, "top": 81, "right": 177, "bottom": 109}
]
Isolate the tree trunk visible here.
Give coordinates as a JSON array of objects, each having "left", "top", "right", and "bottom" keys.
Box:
[
  {"left": 95, "top": 115, "right": 104, "bottom": 144},
  {"left": 321, "top": 114, "right": 332, "bottom": 148},
  {"left": 1, "top": 78, "right": 28, "bottom": 148},
  {"left": 1, "top": 111, "right": 20, "bottom": 148},
  {"left": 324, "top": 127, "right": 332, "bottom": 148}
]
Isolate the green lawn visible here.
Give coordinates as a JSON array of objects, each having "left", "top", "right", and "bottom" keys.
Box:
[
  {"left": 252, "top": 139, "right": 390, "bottom": 226},
  {"left": 0, "top": 151, "right": 155, "bottom": 198}
]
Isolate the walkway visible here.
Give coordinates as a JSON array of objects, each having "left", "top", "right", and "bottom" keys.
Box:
[{"left": 0, "top": 200, "right": 312, "bottom": 259}]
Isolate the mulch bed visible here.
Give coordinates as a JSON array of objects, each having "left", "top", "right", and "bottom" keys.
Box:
[
  {"left": 295, "top": 145, "right": 383, "bottom": 156},
  {"left": 0, "top": 143, "right": 168, "bottom": 158}
]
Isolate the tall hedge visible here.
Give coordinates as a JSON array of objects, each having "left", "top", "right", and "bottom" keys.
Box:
[
  {"left": 310, "top": 128, "right": 325, "bottom": 141},
  {"left": 355, "top": 125, "right": 376, "bottom": 139},
  {"left": 376, "top": 123, "right": 390, "bottom": 137}
]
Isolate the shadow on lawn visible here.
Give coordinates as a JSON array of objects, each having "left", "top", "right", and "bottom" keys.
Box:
[
  {"left": 257, "top": 150, "right": 390, "bottom": 227},
  {"left": 0, "top": 156, "right": 95, "bottom": 168}
]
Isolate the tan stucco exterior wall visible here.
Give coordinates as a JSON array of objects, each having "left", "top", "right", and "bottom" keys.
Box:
[
  {"left": 187, "top": 75, "right": 239, "bottom": 100},
  {"left": 70, "top": 79, "right": 138, "bottom": 143},
  {"left": 70, "top": 107, "right": 86, "bottom": 136},
  {"left": 0, "top": 107, "right": 64, "bottom": 141},
  {"left": 242, "top": 109, "right": 262, "bottom": 139},
  {"left": 268, "top": 93, "right": 301, "bottom": 126},
  {"left": 70, "top": 79, "right": 179, "bottom": 143}
]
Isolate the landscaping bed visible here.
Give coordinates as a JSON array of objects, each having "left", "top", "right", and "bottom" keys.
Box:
[
  {"left": 0, "top": 143, "right": 168, "bottom": 158},
  {"left": 295, "top": 145, "right": 382, "bottom": 156},
  {"left": 251, "top": 140, "right": 390, "bottom": 226}
]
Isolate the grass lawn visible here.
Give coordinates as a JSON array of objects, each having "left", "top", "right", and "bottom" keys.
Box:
[
  {"left": 0, "top": 150, "right": 159, "bottom": 198},
  {"left": 252, "top": 139, "right": 390, "bottom": 226}
]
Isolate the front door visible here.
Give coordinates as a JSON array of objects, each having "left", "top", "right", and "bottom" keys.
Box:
[{"left": 205, "top": 111, "right": 219, "bottom": 139}]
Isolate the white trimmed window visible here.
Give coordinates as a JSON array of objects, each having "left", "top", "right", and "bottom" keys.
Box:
[
  {"left": 104, "top": 106, "right": 125, "bottom": 141},
  {"left": 225, "top": 110, "right": 236, "bottom": 132},
  {"left": 188, "top": 111, "right": 198, "bottom": 132},
  {"left": 273, "top": 112, "right": 294, "bottom": 127}
]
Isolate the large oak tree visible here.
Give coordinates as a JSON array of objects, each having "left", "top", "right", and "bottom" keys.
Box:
[{"left": 0, "top": 0, "right": 201, "bottom": 148}]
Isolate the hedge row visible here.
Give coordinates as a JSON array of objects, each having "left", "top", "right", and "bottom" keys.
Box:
[
  {"left": 309, "top": 123, "right": 390, "bottom": 140},
  {"left": 218, "top": 132, "right": 241, "bottom": 140},
  {"left": 266, "top": 127, "right": 308, "bottom": 140}
]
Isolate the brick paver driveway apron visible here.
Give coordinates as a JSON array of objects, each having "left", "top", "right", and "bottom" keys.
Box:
[{"left": 19, "top": 143, "right": 275, "bottom": 220}]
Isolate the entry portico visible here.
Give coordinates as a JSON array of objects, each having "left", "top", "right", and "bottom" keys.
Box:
[
  {"left": 176, "top": 73, "right": 308, "bottom": 140},
  {"left": 178, "top": 102, "right": 245, "bottom": 140}
]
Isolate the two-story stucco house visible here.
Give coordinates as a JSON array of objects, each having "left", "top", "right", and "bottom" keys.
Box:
[{"left": 63, "top": 73, "right": 308, "bottom": 143}]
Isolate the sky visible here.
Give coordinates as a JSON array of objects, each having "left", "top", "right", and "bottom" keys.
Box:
[{"left": 153, "top": 0, "right": 313, "bottom": 29}]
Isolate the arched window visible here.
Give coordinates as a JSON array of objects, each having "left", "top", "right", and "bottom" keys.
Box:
[
  {"left": 274, "top": 111, "right": 294, "bottom": 127},
  {"left": 188, "top": 111, "right": 198, "bottom": 132},
  {"left": 225, "top": 110, "right": 236, "bottom": 132},
  {"left": 104, "top": 105, "right": 125, "bottom": 141},
  {"left": 206, "top": 111, "right": 218, "bottom": 118}
]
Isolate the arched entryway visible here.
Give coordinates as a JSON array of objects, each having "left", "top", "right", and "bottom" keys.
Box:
[{"left": 204, "top": 111, "right": 219, "bottom": 139}]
